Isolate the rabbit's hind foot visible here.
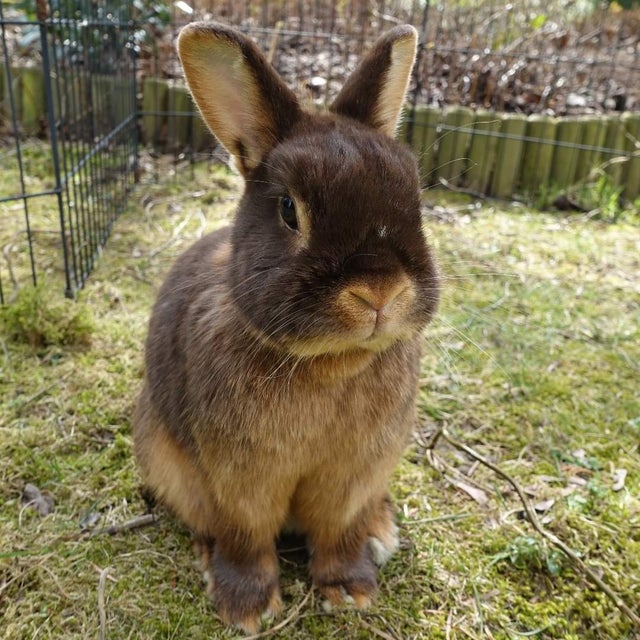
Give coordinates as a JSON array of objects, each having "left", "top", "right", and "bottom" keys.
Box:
[{"left": 367, "top": 495, "right": 400, "bottom": 567}]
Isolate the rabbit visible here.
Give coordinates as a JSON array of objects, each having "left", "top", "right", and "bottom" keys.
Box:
[{"left": 133, "top": 21, "right": 439, "bottom": 633}]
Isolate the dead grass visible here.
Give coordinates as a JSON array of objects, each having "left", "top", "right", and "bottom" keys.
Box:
[{"left": 1, "top": 164, "right": 639, "bottom": 639}]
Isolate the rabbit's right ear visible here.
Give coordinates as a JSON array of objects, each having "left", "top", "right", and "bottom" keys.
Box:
[{"left": 178, "top": 23, "right": 301, "bottom": 175}]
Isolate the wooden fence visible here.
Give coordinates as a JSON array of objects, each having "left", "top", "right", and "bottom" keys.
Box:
[
  {"left": 3, "top": 67, "right": 640, "bottom": 201},
  {"left": 405, "top": 107, "right": 640, "bottom": 201}
]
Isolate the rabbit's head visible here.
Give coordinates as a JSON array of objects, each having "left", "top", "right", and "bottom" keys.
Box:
[{"left": 178, "top": 23, "right": 438, "bottom": 358}]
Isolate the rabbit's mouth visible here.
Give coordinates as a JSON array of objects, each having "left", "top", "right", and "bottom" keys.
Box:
[
  {"left": 276, "top": 322, "right": 419, "bottom": 358},
  {"left": 260, "top": 277, "right": 422, "bottom": 357},
  {"left": 247, "top": 274, "right": 428, "bottom": 358},
  {"left": 356, "top": 321, "right": 418, "bottom": 352}
]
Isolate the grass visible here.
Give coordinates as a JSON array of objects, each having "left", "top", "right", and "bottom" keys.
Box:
[{"left": 1, "top": 157, "right": 639, "bottom": 639}]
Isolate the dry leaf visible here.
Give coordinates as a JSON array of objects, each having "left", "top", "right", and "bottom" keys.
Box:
[
  {"left": 612, "top": 469, "right": 627, "bottom": 492},
  {"left": 80, "top": 511, "right": 102, "bottom": 531},
  {"left": 539, "top": 475, "right": 563, "bottom": 484},
  {"left": 453, "top": 480, "right": 488, "bottom": 505},
  {"left": 533, "top": 499, "right": 555, "bottom": 513},
  {"left": 21, "top": 483, "right": 54, "bottom": 517}
]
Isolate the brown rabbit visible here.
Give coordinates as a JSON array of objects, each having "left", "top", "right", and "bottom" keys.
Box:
[{"left": 133, "top": 21, "right": 439, "bottom": 633}]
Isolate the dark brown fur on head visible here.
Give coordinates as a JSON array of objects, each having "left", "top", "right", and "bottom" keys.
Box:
[
  {"left": 133, "top": 21, "right": 439, "bottom": 634},
  {"left": 231, "top": 115, "right": 437, "bottom": 352}
]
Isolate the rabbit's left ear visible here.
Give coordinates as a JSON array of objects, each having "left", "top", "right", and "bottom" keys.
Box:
[{"left": 330, "top": 25, "right": 417, "bottom": 138}]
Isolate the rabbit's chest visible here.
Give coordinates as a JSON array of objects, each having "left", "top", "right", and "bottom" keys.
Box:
[
  {"left": 229, "top": 345, "right": 418, "bottom": 462},
  {"left": 188, "top": 334, "right": 420, "bottom": 470}
]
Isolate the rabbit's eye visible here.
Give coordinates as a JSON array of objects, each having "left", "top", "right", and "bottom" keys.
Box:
[{"left": 280, "top": 196, "right": 298, "bottom": 231}]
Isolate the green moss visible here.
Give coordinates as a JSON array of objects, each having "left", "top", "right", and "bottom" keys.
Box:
[{"left": 0, "top": 284, "right": 94, "bottom": 347}]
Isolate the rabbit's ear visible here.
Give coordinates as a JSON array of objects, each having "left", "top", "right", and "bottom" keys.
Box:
[
  {"left": 331, "top": 25, "right": 417, "bottom": 138},
  {"left": 178, "top": 23, "right": 301, "bottom": 175}
]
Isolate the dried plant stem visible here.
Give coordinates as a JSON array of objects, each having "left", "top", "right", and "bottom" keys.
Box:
[
  {"left": 359, "top": 617, "right": 399, "bottom": 640},
  {"left": 2, "top": 241, "right": 19, "bottom": 300},
  {"left": 266, "top": 21, "right": 283, "bottom": 65},
  {"left": 431, "top": 426, "right": 640, "bottom": 628},
  {"left": 14, "top": 373, "right": 71, "bottom": 415},
  {"left": 98, "top": 567, "right": 111, "bottom": 640},
  {"left": 243, "top": 589, "right": 312, "bottom": 640}
]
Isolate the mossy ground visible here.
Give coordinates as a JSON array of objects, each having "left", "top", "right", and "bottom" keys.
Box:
[{"left": 1, "top": 156, "right": 639, "bottom": 639}]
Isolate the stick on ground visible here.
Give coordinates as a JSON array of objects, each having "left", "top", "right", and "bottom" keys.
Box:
[{"left": 428, "top": 426, "right": 640, "bottom": 628}]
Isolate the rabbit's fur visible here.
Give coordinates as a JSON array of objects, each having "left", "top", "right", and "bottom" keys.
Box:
[{"left": 133, "top": 22, "right": 439, "bottom": 632}]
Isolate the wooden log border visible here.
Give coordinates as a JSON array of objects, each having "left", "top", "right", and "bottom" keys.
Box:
[
  {"left": 406, "top": 105, "right": 640, "bottom": 200},
  {"left": 2, "top": 68, "right": 640, "bottom": 200}
]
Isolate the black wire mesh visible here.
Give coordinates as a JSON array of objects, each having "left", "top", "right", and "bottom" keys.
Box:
[
  {"left": 414, "top": 1, "right": 640, "bottom": 114},
  {"left": 0, "top": 0, "right": 137, "bottom": 303}
]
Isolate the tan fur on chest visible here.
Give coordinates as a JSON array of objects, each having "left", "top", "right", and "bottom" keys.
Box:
[{"left": 188, "top": 301, "right": 418, "bottom": 487}]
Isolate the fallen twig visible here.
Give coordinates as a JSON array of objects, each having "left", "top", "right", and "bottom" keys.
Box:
[
  {"left": 428, "top": 426, "right": 640, "bottom": 628},
  {"left": 91, "top": 513, "right": 158, "bottom": 538},
  {"left": 243, "top": 589, "right": 312, "bottom": 640},
  {"left": 147, "top": 211, "right": 196, "bottom": 259}
]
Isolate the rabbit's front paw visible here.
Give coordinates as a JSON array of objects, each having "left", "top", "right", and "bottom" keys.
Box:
[
  {"left": 198, "top": 541, "right": 282, "bottom": 634},
  {"left": 311, "top": 545, "right": 378, "bottom": 611}
]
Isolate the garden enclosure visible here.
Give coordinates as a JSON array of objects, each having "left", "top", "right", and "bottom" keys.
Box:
[{"left": 2, "top": 0, "right": 640, "bottom": 302}]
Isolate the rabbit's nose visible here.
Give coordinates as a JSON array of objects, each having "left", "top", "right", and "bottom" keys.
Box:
[
  {"left": 347, "top": 278, "right": 411, "bottom": 313},
  {"left": 337, "top": 273, "right": 416, "bottom": 331},
  {"left": 349, "top": 287, "right": 392, "bottom": 312}
]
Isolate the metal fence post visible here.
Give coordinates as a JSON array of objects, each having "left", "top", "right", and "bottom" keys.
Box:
[{"left": 37, "top": 0, "right": 74, "bottom": 297}]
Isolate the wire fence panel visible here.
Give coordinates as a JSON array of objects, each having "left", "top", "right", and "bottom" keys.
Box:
[
  {"left": 0, "top": 0, "right": 137, "bottom": 303},
  {"left": 413, "top": 1, "right": 640, "bottom": 115},
  {"left": 48, "top": 1, "right": 137, "bottom": 297}
]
